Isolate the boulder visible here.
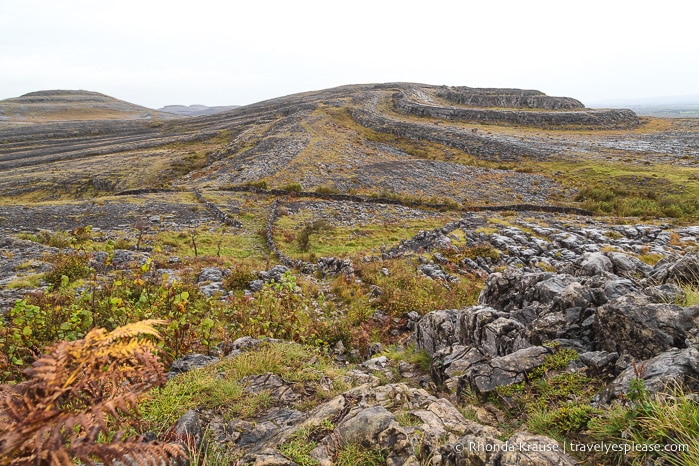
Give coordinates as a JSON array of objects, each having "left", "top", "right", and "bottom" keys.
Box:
[
  {"left": 467, "top": 346, "right": 551, "bottom": 395},
  {"left": 168, "top": 353, "right": 218, "bottom": 378},
  {"left": 415, "top": 309, "right": 462, "bottom": 356},
  {"left": 579, "top": 252, "right": 613, "bottom": 276},
  {"left": 174, "top": 410, "right": 204, "bottom": 450},
  {"left": 197, "top": 267, "right": 223, "bottom": 283},
  {"left": 606, "top": 251, "right": 651, "bottom": 278},
  {"left": 416, "top": 306, "right": 529, "bottom": 359},
  {"left": 594, "top": 295, "right": 699, "bottom": 359},
  {"left": 479, "top": 269, "right": 576, "bottom": 311},
  {"left": 650, "top": 253, "right": 699, "bottom": 286},
  {"left": 600, "top": 347, "right": 699, "bottom": 402}
]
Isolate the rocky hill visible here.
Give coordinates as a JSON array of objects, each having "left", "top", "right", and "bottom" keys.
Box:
[
  {"left": 0, "top": 89, "right": 181, "bottom": 122},
  {"left": 0, "top": 83, "right": 698, "bottom": 465}
]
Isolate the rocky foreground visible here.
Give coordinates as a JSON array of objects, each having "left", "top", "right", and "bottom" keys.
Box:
[{"left": 146, "top": 212, "right": 699, "bottom": 465}]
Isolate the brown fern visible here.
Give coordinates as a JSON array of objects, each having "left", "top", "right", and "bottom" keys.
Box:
[{"left": 0, "top": 319, "right": 186, "bottom": 466}]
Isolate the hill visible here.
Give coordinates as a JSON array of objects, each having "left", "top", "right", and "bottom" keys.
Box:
[
  {"left": 0, "top": 89, "right": 181, "bottom": 122},
  {"left": 159, "top": 104, "right": 240, "bottom": 117}
]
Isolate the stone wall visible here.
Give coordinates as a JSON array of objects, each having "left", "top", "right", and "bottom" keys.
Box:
[{"left": 192, "top": 189, "right": 243, "bottom": 228}]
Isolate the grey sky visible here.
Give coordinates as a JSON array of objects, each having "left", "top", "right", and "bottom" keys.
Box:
[{"left": 1, "top": 0, "right": 696, "bottom": 108}]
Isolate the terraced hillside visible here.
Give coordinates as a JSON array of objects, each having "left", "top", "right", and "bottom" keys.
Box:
[
  {"left": 2, "top": 83, "right": 699, "bottom": 465},
  {"left": 1, "top": 83, "right": 698, "bottom": 213}
]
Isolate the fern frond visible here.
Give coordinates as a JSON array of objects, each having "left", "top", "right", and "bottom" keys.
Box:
[
  {"left": 103, "top": 320, "right": 167, "bottom": 344},
  {"left": 0, "top": 320, "right": 185, "bottom": 466}
]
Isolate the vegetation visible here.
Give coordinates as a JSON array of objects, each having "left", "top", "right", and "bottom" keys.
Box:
[
  {"left": 273, "top": 213, "right": 457, "bottom": 261},
  {"left": 279, "top": 420, "right": 335, "bottom": 466},
  {"left": 0, "top": 320, "right": 186, "bottom": 466},
  {"left": 297, "top": 219, "right": 333, "bottom": 252},
  {"left": 357, "top": 258, "right": 482, "bottom": 317},
  {"left": 334, "top": 445, "right": 387, "bottom": 465},
  {"left": 139, "top": 342, "right": 347, "bottom": 434}
]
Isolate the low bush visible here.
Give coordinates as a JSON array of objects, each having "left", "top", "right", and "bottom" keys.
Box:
[
  {"left": 357, "top": 258, "right": 482, "bottom": 317},
  {"left": 43, "top": 251, "right": 92, "bottom": 289},
  {"left": 280, "top": 182, "right": 303, "bottom": 192},
  {"left": 297, "top": 219, "right": 332, "bottom": 252}
]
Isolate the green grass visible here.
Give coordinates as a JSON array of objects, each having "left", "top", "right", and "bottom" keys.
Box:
[
  {"left": 533, "top": 159, "right": 699, "bottom": 219},
  {"left": 380, "top": 344, "right": 431, "bottom": 373},
  {"left": 334, "top": 444, "right": 387, "bottom": 466},
  {"left": 5, "top": 274, "right": 44, "bottom": 289},
  {"left": 139, "top": 342, "right": 348, "bottom": 435},
  {"left": 273, "top": 215, "right": 455, "bottom": 260},
  {"left": 278, "top": 420, "right": 335, "bottom": 466},
  {"left": 683, "top": 286, "right": 699, "bottom": 306},
  {"left": 587, "top": 383, "right": 699, "bottom": 465},
  {"left": 154, "top": 224, "right": 266, "bottom": 261}
]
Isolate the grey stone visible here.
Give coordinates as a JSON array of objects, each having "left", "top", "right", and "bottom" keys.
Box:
[
  {"left": 651, "top": 253, "right": 699, "bottom": 285},
  {"left": 579, "top": 351, "right": 618, "bottom": 377},
  {"left": 336, "top": 406, "right": 395, "bottom": 448},
  {"left": 174, "top": 410, "right": 204, "bottom": 450},
  {"left": 606, "top": 251, "right": 651, "bottom": 277},
  {"left": 594, "top": 294, "right": 699, "bottom": 359},
  {"left": 468, "top": 346, "right": 551, "bottom": 395},
  {"left": 249, "top": 279, "right": 265, "bottom": 292},
  {"left": 199, "top": 282, "right": 226, "bottom": 298},
  {"left": 197, "top": 267, "right": 223, "bottom": 283},
  {"left": 601, "top": 347, "right": 699, "bottom": 402},
  {"left": 579, "top": 252, "right": 613, "bottom": 276},
  {"left": 168, "top": 354, "right": 218, "bottom": 378},
  {"left": 415, "top": 309, "right": 461, "bottom": 356}
]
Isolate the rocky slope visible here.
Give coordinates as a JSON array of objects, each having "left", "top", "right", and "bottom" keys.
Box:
[{"left": 3, "top": 82, "right": 695, "bottom": 205}]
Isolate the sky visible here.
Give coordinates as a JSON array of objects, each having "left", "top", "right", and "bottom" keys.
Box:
[{"left": 1, "top": 0, "right": 697, "bottom": 109}]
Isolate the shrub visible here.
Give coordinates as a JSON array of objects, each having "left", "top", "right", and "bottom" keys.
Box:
[
  {"left": 37, "top": 230, "right": 72, "bottom": 248},
  {"left": 315, "top": 185, "right": 341, "bottom": 195},
  {"left": 0, "top": 320, "right": 186, "bottom": 466},
  {"left": 280, "top": 182, "right": 303, "bottom": 192},
  {"left": 358, "top": 258, "right": 482, "bottom": 317},
  {"left": 225, "top": 272, "right": 331, "bottom": 345},
  {"left": 223, "top": 263, "right": 258, "bottom": 291},
  {"left": 245, "top": 180, "right": 268, "bottom": 190},
  {"left": 43, "top": 251, "right": 92, "bottom": 289},
  {"left": 297, "top": 219, "right": 332, "bottom": 252}
]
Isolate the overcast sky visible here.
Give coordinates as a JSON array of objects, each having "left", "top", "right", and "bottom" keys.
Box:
[{"left": 1, "top": 0, "right": 696, "bottom": 108}]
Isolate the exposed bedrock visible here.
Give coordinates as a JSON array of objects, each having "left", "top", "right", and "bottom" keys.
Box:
[
  {"left": 416, "top": 249, "right": 699, "bottom": 401},
  {"left": 394, "top": 91, "right": 640, "bottom": 129},
  {"left": 435, "top": 86, "right": 585, "bottom": 109}
]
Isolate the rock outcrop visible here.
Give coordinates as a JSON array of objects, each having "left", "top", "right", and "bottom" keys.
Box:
[{"left": 394, "top": 90, "right": 640, "bottom": 129}]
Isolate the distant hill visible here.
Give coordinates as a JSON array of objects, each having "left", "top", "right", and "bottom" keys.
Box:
[
  {"left": 0, "top": 90, "right": 181, "bottom": 122},
  {"left": 589, "top": 94, "right": 699, "bottom": 118},
  {"left": 159, "top": 104, "right": 240, "bottom": 117}
]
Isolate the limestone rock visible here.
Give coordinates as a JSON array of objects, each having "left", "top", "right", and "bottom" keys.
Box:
[
  {"left": 594, "top": 295, "right": 699, "bottom": 359},
  {"left": 600, "top": 347, "right": 699, "bottom": 402}
]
